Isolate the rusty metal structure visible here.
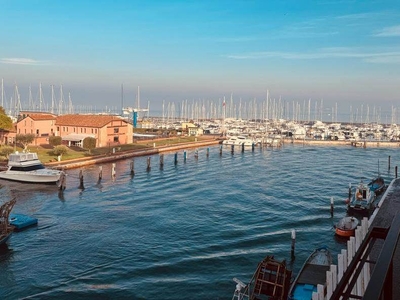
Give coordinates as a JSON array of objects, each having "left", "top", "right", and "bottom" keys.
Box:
[{"left": 0, "top": 198, "right": 16, "bottom": 245}]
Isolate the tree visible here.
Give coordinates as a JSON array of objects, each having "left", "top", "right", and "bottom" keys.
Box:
[
  {"left": 49, "top": 136, "right": 62, "bottom": 147},
  {"left": 82, "top": 137, "right": 96, "bottom": 154},
  {"left": 52, "top": 145, "right": 68, "bottom": 161},
  {"left": 0, "top": 145, "right": 14, "bottom": 158},
  {"left": 0, "top": 114, "right": 13, "bottom": 130},
  {"left": 0, "top": 107, "right": 13, "bottom": 145},
  {"left": 16, "top": 134, "right": 35, "bottom": 150}
]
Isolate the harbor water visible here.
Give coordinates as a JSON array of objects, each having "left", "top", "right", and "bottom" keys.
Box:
[{"left": 0, "top": 144, "right": 399, "bottom": 299}]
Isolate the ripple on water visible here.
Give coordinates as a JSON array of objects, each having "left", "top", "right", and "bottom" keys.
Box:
[{"left": 0, "top": 144, "right": 399, "bottom": 299}]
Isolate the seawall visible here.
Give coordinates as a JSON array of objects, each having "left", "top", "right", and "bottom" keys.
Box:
[{"left": 45, "top": 139, "right": 220, "bottom": 170}]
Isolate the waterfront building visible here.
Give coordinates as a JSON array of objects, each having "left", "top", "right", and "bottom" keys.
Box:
[{"left": 14, "top": 112, "right": 133, "bottom": 148}]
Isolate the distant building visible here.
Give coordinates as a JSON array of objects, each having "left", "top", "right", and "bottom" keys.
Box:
[{"left": 181, "top": 122, "right": 203, "bottom": 136}]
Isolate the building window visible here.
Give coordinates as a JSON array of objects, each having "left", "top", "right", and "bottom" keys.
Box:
[
  {"left": 91, "top": 128, "right": 94, "bottom": 134},
  {"left": 81, "top": 128, "right": 83, "bottom": 133},
  {"left": 114, "top": 128, "right": 119, "bottom": 133},
  {"left": 84, "top": 128, "right": 86, "bottom": 133},
  {"left": 95, "top": 129, "right": 97, "bottom": 134},
  {"left": 36, "top": 129, "right": 39, "bottom": 136},
  {"left": 57, "top": 127, "right": 60, "bottom": 132},
  {"left": 113, "top": 136, "right": 119, "bottom": 143}
]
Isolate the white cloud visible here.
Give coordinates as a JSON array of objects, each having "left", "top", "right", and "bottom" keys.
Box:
[
  {"left": 0, "top": 58, "right": 45, "bottom": 65},
  {"left": 374, "top": 25, "right": 400, "bottom": 37},
  {"left": 226, "top": 48, "right": 400, "bottom": 64},
  {"left": 336, "top": 12, "right": 381, "bottom": 20}
]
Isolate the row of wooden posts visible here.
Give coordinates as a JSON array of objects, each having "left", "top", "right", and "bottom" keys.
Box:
[
  {"left": 62, "top": 151, "right": 398, "bottom": 193},
  {"left": 59, "top": 144, "right": 261, "bottom": 190}
]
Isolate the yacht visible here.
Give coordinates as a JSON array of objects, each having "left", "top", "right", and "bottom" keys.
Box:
[
  {"left": 0, "top": 151, "right": 63, "bottom": 184},
  {"left": 222, "top": 135, "right": 254, "bottom": 147}
]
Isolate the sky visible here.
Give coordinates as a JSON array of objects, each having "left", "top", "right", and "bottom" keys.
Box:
[{"left": 0, "top": 0, "right": 399, "bottom": 121}]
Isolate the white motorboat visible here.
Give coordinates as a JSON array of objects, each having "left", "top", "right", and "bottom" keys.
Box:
[
  {"left": 0, "top": 151, "right": 63, "bottom": 184},
  {"left": 223, "top": 136, "right": 254, "bottom": 147}
]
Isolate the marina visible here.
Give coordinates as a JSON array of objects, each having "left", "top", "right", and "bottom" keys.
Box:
[{"left": 1, "top": 144, "right": 399, "bottom": 299}]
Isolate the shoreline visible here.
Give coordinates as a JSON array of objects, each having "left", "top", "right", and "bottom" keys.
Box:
[
  {"left": 45, "top": 139, "right": 220, "bottom": 170},
  {"left": 44, "top": 137, "right": 400, "bottom": 170}
]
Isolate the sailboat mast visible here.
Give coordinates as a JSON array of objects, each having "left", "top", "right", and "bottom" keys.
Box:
[
  {"left": 51, "top": 84, "right": 55, "bottom": 114},
  {"left": 1, "top": 78, "right": 3, "bottom": 108},
  {"left": 39, "top": 82, "right": 43, "bottom": 112},
  {"left": 121, "top": 83, "right": 124, "bottom": 115}
]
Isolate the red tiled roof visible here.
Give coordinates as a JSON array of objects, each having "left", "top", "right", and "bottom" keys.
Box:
[
  {"left": 20, "top": 112, "right": 57, "bottom": 121},
  {"left": 55, "top": 114, "right": 126, "bottom": 127}
]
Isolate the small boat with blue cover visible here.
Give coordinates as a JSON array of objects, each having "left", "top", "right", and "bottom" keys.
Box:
[
  {"left": 9, "top": 213, "right": 38, "bottom": 230},
  {"left": 367, "top": 175, "right": 385, "bottom": 195},
  {"left": 288, "top": 247, "right": 332, "bottom": 300}
]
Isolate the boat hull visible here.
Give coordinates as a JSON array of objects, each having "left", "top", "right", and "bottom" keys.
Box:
[
  {"left": 0, "top": 232, "right": 12, "bottom": 245},
  {"left": 0, "top": 171, "right": 61, "bottom": 184},
  {"left": 289, "top": 247, "right": 332, "bottom": 300},
  {"left": 335, "top": 216, "right": 359, "bottom": 237}
]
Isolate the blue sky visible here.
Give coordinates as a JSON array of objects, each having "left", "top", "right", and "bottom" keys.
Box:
[{"left": 0, "top": 0, "right": 399, "bottom": 120}]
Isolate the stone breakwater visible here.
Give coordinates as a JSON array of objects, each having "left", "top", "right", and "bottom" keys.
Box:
[{"left": 45, "top": 140, "right": 220, "bottom": 170}]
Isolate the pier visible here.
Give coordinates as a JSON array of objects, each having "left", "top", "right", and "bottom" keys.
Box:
[{"left": 314, "top": 178, "right": 400, "bottom": 299}]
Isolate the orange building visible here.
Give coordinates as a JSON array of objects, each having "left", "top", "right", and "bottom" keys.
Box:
[
  {"left": 16, "top": 112, "right": 58, "bottom": 145},
  {"left": 56, "top": 114, "right": 133, "bottom": 147},
  {"left": 15, "top": 112, "right": 133, "bottom": 148}
]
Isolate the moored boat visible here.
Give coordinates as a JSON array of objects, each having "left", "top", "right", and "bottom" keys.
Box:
[
  {"left": 0, "top": 151, "right": 63, "bottom": 184},
  {"left": 335, "top": 216, "right": 359, "bottom": 237},
  {"left": 367, "top": 175, "right": 385, "bottom": 195},
  {"left": 347, "top": 179, "right": 377, "bottom": 217},
  {"left": 223, "top": 135, "right": 254, "bottom": 147},
  {"left": 232, "top": 255, "right": 292, "bottom": 300},
  {"left": 288, "top": 247, "right": 332, "bottom": 300}
]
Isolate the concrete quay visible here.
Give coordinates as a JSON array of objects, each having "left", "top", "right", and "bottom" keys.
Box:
[
  {"left": 45, "top": 139, "right": 220, "bottom": 170},
  {"left": 289, "top": 138, "right": 400, "bottom": 148},
  {"left": 368, "top": 178, "right": 400, "bottom": 298}
]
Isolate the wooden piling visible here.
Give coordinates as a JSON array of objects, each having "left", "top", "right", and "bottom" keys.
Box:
[
  {"left": 183, "top": 150, "right": 187, "bottom": 162},
  {"left": 231, "top": 144, "right": 234, "bottom": 155},
  {"left": 241, "top": 143, "right": 245, "bottom": 153},
  {"left": 78, "top": 169, "right": 84, "bottom": 189},
  {"left": 147, "top": 157, "right": 151, "bottom": 171},
  {"left": 206, "top": 147, "right": 209, "bottom": 158},
  {"left": 194, "top": 149, "right": 198, "bottom": 159},
  {"left": 347, "top": 183, "right": 352, "bottom": 205},
  {"left": 395, "top": 166, "right": 398, "bottom": 179},
  {"left": 219, "top": 145, "right": 222, "bottom": 156},
  {"left": 130, "top": 160, "right": 135, "bottom": 176},
  {"left": 252, "top": 142, "right": 255, "bottom": 152},
  {"left": 388, "top": 155, "right": 391, "bottom": 171},
  {"left": 98, "top": 166, "right": 103, "bottom": 180},
  {"left": 174, "top": 152, "right": 178, "bottom": 165},
  {"left": 160, "top": 154, "right": 164, "bottom": 168},
  {"left": 111, "top": 163, "right": 116, "bottom": 178},
  {"left": 58, "top": 170, "right": 66, "bottom": 190},
  {"left": 291, "top": 229, "right": 296, "bottom": 259}
]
